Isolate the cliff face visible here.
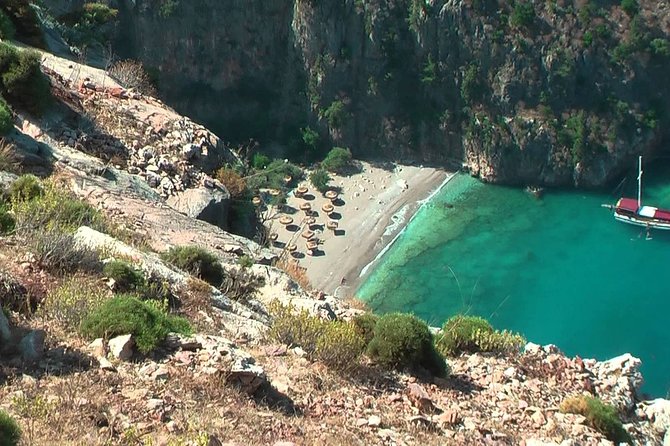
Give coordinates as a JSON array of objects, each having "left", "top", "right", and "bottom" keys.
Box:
[{"left": 109, "top": 0, "right": 670, "bottom": 187}]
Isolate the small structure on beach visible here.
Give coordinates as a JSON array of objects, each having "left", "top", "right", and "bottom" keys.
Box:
[
  {"left": 326, "top": 220, "right": 338, "bottom": 231},
  {"left": 305, "top": 216, "right": 317, "bottom": 227},
  {"left": 269, "top": 232, "right": 278, "bottom": 242},
  {"left": 300, "top": 202, "right": 312, "bottom": 214},
  {"left": 301, "top": 229, "right": 315, "bottom": 240},
  {"left": 322, "top": 203, "right": 335, "bottom": 214},
  {"left": 324, "top": 190, "right": 339, "bottom": 202},
  {"left": 306, "top": 240, "right": 318, "bottom": 254},
  {"left": 279, "top": 215, "right": 293, "bottom": 226},
  {"left": 252, "top": 196, "right": 262, "bottom": 206},
  {"left": 295, "top": 185, "right": 309, "bottom": 197},
  {"left": 286, "top": 243, "right": 297, "bottom": 255}
]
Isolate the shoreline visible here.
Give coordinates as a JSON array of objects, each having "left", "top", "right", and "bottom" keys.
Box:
[{"left": 270, "top": 162, "right": 454, "bottom": 297}]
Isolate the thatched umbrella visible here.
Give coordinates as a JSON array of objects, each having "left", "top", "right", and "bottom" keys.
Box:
[
  {"left": 299, "top": 202, "right": 312, "bottom": 214},
  {"left": 322, "top": 203, "right": 335, "bottom": 214},
  {"left": 287, "top": 243, "right": 297, "bottom": 254},
  {"left": 324, "top": 189, "right": 338, "bottom": 202},
  {"left": 269, "top": 189, "right": 281, "bottom": 197},
  {"left": 284, "top": 175, "right": 292, "bottom": 185},
  {"left": 252, "top": 196, "right": 262, "bottom": 206},
  {"left": 279, "top": 215, "right": 293, "bottom": 226},
  {"left": 301, "top": 229, "right": 315, "bottom": 240},
  {"left": 296, "top": 185, "right": 309, "bottom": 197},
  {"left": 269, "top": 232, "right": 278, "bottom": 242},
  {"left": 326, "top": 220, "right": 338, "bottom": 231},
  {"left": 305, "top": 216, "right": 316, "bottom": 227}
]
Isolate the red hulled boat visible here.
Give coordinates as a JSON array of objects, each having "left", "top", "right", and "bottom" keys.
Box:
[{"left": 613, "top": 156, "right": 670, "bottom": 230}]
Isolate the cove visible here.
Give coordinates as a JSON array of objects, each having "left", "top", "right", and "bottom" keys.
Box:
[{"left": 357, "top": 163, "right": 670, "bottom": 397}]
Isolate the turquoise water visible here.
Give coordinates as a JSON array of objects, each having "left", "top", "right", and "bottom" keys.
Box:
[{"left": 358, "top": 164, "right": 670, "bottom": 397}]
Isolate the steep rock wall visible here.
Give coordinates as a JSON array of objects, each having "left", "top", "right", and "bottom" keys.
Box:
[{"left": 110, "top": 0, "right": 670, "bottom": 187}]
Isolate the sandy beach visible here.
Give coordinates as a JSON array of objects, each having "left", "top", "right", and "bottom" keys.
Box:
[{"left": 263, "top": 162, "right": 454, "bottom": 297}]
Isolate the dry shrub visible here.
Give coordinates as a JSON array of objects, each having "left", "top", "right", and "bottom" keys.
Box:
[
  {"left": 344, "top": 297, "right": 369, "bottom": 311},
  {"left": 0, "top": 140, "right": 20, "bottom": 173},
  {"left": 276, "top": 257, "right": 311, "bottom": 291},
  {"left": 219, "top": 267, "right": 264, "bottom": 302},
  {"left": 215, "top": 167, "right": 247, "bottom": 199},
  {"left": 108, "top": 59, "right": 156, "bottom": 96},
  {"left": 39, "top": 274, "right": 109, "bottom": 329},
  {"left": 560, "top": 395, "right": 630, "bottom": 443}
]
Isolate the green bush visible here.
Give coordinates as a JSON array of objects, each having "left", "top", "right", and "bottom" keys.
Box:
[
  {"left": 0, "top": 96, "right": 12, "bottom": 135},
  {"left": 0, "top": 0, "right": 44, "bottom": 48},
  {"left": 238, "top": 255, "right": 254, "bottom": 269},
  {"left": 315, "top": 320, "right": 365, "bottom": 370},
  {"left": 8, "top": 173, "right": 42, "bottom": 202},
  {"left": 301, "top": 126, "right": 320, "bottom": 150},
  {"left": 352, "top": 313, "right": 378, "bottom": 345},
  {"left": 510, "top": 1, "right": 535, "bottom": 28},
  {"left": 268, "top": 301, "right": 326, "bottom": 354},
  {"left": 621, "top": 0, "right": 638, "bottom": 16},
  {"left": 0, "top": 202, "right": 15, "bottom": 234},
  {"left": 560, "top": 396, "right": 630, "bottom": 443},
  {"left": 0, "top": 409, "right": 21, "bottom": 446},
  {"left": 80, "top": 294, "right": 191, "bottom": 353},
  {"left": 12, "top": 181, "right": 106, "bottom": 233},
  {"left": 246, "top": 159, "right": 304, "bottom": 192},
  {"left": 103, "top": 260, "right": 146, "bottom": 292},
  {"left": 650, "top": 38, "right": 670, "bottom": 57},
  {"left": 366, "top": 313, "right": 448, "bottom": 377},
  {"left": 0, "top": 11, "right": 15, "bottom": 40},
  {"left": 321, "top": 147, "right": 353, "bottom": 174},
  {"left": 252, "top": 153, "right": 271, "bottom": 170},
  {"left": 309, "top": 169, "right": 331, "bottom": 194},
  {"left": 0, "top": 47, "right": 51, "bottom": 114},
  {"left": 160, "top": 246, "right": 224, "bottom": 286},
  {"left": 268, "top": 301, "right": 365, "bottom": 370},
  {"left": 323, "top": 100, "right": 347, "bottom": 129},
  {"left": 40, "top": 275, "right": 108, "bottom": 328},
  {"left": 435, "top": 315, "right": 525, "bottom": 356}
]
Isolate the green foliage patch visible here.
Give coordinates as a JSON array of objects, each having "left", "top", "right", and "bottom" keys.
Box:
[
  {"left": 0, "top": 409, "right": 21, "bottom": 446},
  {"left": 160, "top": 246, "right": 224, "bottom": 286},
  {"left": 80, "top": 294, "right": 191, "bottom": 353},
  {"left": 560, "top": 396, "right": 630, "bottom": 443},
  {"left": 309, "top": 168, "right": 331, "bottom": 194},
  {"left": 0, "top": 44, "right": 50, "bottom": 115},
  {"left": 103, "top": 260, "right": 146, "bottom": 293},
  {"left": 321, "top": 147, "right": 353, "bottom": 174},
  {"left": 435, "top": 315, "right": 525, "bottom": 356},
  {"left": 367, "top": 313, "right": 448, "bottom": 377},
  {"left": 0, "top": 96, "right": 12, "bottom": 135}
]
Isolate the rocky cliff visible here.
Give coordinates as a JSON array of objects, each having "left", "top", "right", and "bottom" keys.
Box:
[{"left": 84, "top": 0, "right": 670, "bottom": 187}]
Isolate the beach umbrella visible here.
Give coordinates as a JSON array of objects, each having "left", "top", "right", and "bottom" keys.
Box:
[
  {"left": 269, "top": 232, "right": 278, "bottom": 242},
  {"left": 287, "top": 243, "right": 298, "bottom": 254},
  {"left": 305, "top": 216, "right": 317, "bottom": 227},
  {"left": 322, "top": 203, "right": 334, "bottom": 214},
  {"left": 269, "top": 189, "right": 281, "bottom": 197},
  {"left": 301, "top": 229, "right": 315, "bottom": 240},
  {"left": 296, "top": 185, "right": 309, "bottom": 197},
  {"left": 279, "top": 216, "right": 293, "bottom": 226},
  {"left": 324, "top": 190, "right": 338, "bottom": 201},
  {"left": 300, "top": 202, "right": 312, "bottom": 214},
  {"left": 284, "top": 175, "right": 292, "bottom": 185},
  {"left": 326, "top": 220, "right": 338, "bottom": 231},
  {"left": 252, "top": 196, "right": 262, "bottom": 206}
]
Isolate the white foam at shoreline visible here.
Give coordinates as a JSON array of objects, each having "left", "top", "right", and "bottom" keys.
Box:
[{"left": 359, "top": 171, "right": 460, "bottom": 278}]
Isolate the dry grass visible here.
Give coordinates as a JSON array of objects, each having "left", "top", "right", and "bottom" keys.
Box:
[
  {"left": 0, "top": 139, "right": 20, "bottom": 174},
  {"left": 276, "top": 257, "right": 312, "bottom": 291},
  {"left": 343, "top": 297, "right": 370, "bottom": 311}
]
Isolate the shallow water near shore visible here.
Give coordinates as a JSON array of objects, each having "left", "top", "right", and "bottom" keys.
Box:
[{"left": 358, "top": 163, "right": 670, "bottom": 397}]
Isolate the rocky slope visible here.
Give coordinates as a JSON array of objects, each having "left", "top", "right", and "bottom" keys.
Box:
[
  {"left": 45, "top": 0, "right": 670, "bottom": 187},
  {"left": 0, "top": 47, "right": 667, "bottom": 445}
]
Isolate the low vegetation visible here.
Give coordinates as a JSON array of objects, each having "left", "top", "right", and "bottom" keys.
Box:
[
  {"left": 160, "top": 245, "right": 224, "bottom": 286},
  {"left": 0, "top": 409, "right": 21, "bottom": 446},
  {"left": 80, "top": 294, "right": 191, "bottom": 353},
  {"left": 320, "top": 147, "right": 353, "bottom": 174},
  {"left": 560, "top": 395, "right": 630, "bottom": 443},
  {"left": 108, "top": 59, "right": 156, "bottom": 96},
  {"left": 435, "top": 314, "right": 526, "bottom": 356},
  {"left": 352, "top": 313, "right": 378, "bottom": 345},
  {"left": 268, "top": 301, "right": 365, "bottom": 370},
  {"left": 103, "top": 260, "right": 146, "bottom": 292},
  {"left": 367, "top": 312, "right": 448, "bottom": 377},
  {"left": 309, "top": 168, "right": 331, "bottom": 194},
  {"left": 39, "top": 275, "right": 109, "bottom": 329},
  {"left": 0, "top": 43, "right": 51, "bottom": 115}
]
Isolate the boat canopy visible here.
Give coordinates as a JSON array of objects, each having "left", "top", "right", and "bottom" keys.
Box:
[
  {"left": 639, "top": 206, "right": 657, "bottom": 218},
  {"left": 616, "top": 198, "right": 639, "bottom": 213}
]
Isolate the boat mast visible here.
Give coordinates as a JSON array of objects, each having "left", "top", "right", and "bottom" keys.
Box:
[{"left": 638, "top": 155, "right": 643, "bottom": 208}]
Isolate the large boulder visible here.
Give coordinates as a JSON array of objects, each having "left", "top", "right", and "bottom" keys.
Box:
[{"left": 166, "top": 186, "right": 231, "bottom": 230}]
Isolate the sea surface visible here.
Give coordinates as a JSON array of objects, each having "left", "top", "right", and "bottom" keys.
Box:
[{"left": 357, "top": 162, "right": 670, "bottom": 397}]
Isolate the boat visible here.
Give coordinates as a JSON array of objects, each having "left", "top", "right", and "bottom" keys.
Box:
[{"left": 611, "top": 156, "right": 670, "bottom": 230}]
